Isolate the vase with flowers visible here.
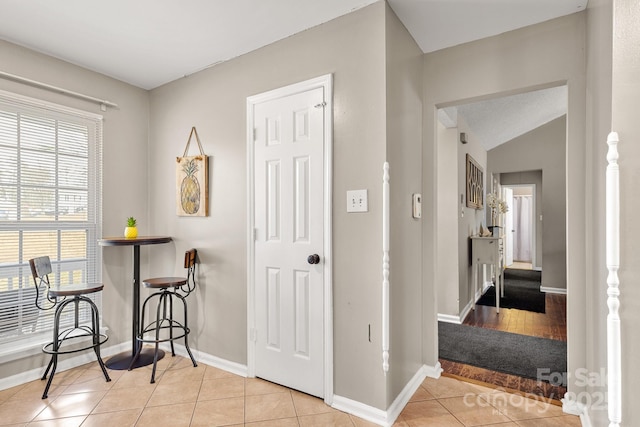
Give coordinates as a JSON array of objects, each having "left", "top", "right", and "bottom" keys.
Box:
[{"left": 486, "top": 192, "right": 509, "bottom": 236}]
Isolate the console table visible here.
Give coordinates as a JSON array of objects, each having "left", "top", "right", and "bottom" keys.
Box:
[{"left": 471, "top": 236, "right": 504, "bottom": 313}]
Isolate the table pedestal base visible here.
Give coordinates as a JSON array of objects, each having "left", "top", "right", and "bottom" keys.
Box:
[{"left": 105, "top": 348, "right": 165, "bottom": 370}]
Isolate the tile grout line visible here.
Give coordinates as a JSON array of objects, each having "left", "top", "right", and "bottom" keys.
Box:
[
  {"left": 0, "top": 357, "right": 579, "bottom": 427},
  {"left": 185, "top": 365, "right": 206, "bottom": 427}
]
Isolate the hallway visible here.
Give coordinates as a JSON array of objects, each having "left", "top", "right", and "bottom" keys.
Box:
[{"left": 441, "top": 278, "right": 567, "bottom": 402}]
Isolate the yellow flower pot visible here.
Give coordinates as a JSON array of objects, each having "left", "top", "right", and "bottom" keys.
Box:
[{"left": 124, "top": 226, "right": 138, "bottom": 239}]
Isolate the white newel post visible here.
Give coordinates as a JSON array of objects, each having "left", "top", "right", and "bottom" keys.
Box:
[
  {"left": 606, "top": 132, "right": 621, "bottom": 427},
  {"left": 382, "top": 162, "right": 390, "bottom": 373}
]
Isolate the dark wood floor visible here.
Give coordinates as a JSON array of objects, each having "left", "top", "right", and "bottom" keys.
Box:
[{"left": 440, "top": 276, "right": 567, "bottom": 403}]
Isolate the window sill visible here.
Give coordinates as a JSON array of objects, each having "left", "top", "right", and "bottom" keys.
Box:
[
  {"left": 0, "top": 333, "right": 50, "bottom": 364},
  {"left": 0, "top": 327, "right": 108, "bottom": 365}
]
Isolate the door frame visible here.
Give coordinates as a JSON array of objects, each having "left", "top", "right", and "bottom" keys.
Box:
[
  {"left": 503, "top": 184, "right": 537, "bottom": 268},
  {"left": 503, "top": 186, "right": 514, "bottom": 266},
  {"left": 246, "top": 74, "right": 333, "bottom": 404}
]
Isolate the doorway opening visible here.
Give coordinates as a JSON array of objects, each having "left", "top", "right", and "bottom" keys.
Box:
[
  {"left": 503, "top": 183, "right": 537, "bottom": 271},
  {"left": 435, "top": 85, "right": 568, "bottom": 401}
]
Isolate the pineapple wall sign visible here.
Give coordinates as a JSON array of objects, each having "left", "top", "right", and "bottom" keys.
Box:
[{"left": 176, "top": 127, "right": 209, "bottom": 216}]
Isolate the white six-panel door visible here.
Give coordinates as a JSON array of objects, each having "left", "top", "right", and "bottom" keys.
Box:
[{"left": 251, "top": 85, "right": 326, "bottom": 398}]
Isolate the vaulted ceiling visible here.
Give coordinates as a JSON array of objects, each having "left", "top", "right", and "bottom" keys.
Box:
[{"left": 439, "top": 85, "right": 568, "bottom": 150}]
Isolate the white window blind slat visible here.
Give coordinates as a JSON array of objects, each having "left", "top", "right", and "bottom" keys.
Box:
[{"left": 0, "top": 91, "right": 103, "bottom": 346}]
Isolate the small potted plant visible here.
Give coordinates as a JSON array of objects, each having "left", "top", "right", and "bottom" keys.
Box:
[{"left": 124, "top": 217, "right": 138, "bottom": 239}]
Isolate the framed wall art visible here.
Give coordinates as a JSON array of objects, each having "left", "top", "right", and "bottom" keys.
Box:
[
  {"left": 466, "top": 153, "right": 483, "bottom": 209},
  {"left": 176, "top": 127, "right": 209, "bottom": 216}
]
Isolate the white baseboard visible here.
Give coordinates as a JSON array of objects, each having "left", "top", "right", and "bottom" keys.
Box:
[
  {"left": 332, "top": 363, "right": 441, "bottom": 427},
  {"left": 332, "top": 395, "right": 388, "bottom": 426},
  {"left": 541, "top": 286, "right": 567, "bottom": 294},
  {"left": 424, "top": 361, "right": 443, "bottom": 379},
  {"left": 437, "top": 313, "right": 462, "bottom": 324},
  {"left": 562, "top": 396, "right": 592, "bottom": 426},
  {"left": 438, "top": 286, "right": 486, "bottom": 325},
  {"left": 0, "top": 340, "right": 249, "bottom": 392},
  {"left": 474, "top": 281, "right": 492, "bottom": 302},
  {"left": 459, "top": 300, "right": 473, "bottom": 322},
  {"left": 482, "top": 280, "right": 493, "bottom": 292},
  {"left": 0, "top": 340, "right": 127, "bottom": 392},
  {"left": 164, "top": 343, "right": 248, "bottom": 378},
  {"left": 383, "top": 364, "right": 431, "bottom": 426}
]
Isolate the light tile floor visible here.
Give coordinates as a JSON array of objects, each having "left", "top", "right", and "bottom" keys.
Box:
[{"left": 0, "top": 355, "right": 581, "bottom": 426}]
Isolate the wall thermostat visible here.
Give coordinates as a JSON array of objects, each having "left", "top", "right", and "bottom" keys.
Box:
[{"left": 412, "top": 193, "right": 422, "bottom": 219}]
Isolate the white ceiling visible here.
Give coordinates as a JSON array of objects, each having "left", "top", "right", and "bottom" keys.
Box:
[
  {"left": 0, "top": 0, "right": 585, "bottom": 148},
  {"left": 389, "top": 0, "right": 587, "bottom": 54},
  {"left": 0, "top": 0, "right": 381, "bottom": 90}
]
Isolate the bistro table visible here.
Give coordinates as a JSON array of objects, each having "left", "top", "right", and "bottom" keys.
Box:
[{"left": 98, "top": 236, "right": 172, "bottom": 369}]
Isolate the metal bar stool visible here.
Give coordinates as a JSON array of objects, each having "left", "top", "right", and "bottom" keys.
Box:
[
  {"left": 129, "top": 248, "right": 198, "bottom": 383},
  {"left": 29, "top": 256, "right": 111, "bottom": 399}
]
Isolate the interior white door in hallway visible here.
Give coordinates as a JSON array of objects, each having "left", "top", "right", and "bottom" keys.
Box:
[
  {"left": 250, "top": 80, "right": 329, "bottom": 399},
  {"left": 504, "top": 187, "right": 514, "bottom": 266},
  {"left": 513, "top": 195, "right": 534, "bottom": 262}
]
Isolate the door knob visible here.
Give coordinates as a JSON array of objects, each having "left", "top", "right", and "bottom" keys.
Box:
[{"left": 307, "top": 254, "right": 320, "bottom": 265}]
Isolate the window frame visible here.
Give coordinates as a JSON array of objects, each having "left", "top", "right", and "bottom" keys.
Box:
[{"left": 0, "top": 89, "right": 103, "bottom": 358}]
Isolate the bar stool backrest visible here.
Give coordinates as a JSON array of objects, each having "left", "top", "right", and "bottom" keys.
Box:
[
  {"left": 29, "top": 256, "right": 57, "bottom": 310},
  {"left": 181, "top": 248, "right": 197, "bottom": 295}
]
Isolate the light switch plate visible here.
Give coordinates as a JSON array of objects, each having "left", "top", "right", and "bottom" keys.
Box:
[{"left": 347, "top": 189, "right": 368, "bottom": 212}]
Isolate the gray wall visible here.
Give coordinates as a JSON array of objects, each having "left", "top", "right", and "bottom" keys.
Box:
[
  {"left": 488, "top": 115, "right": 567, "bottom": 290},
  {"left": 422, "top": 12, "right": 587, "bottom": 397},
  {"left": 0, "top": 39, "right": 149, "bottom": 378},
  {"left": 456, "top": 119, "right": 487, "bottom": 313},
  {"left": 148, "top": 1, "right": 426, "bottom": 410},
  {"left": 384, "top": 2, "right": 424, "bottom": 406},
  {"left": 148, "top": 1, "right": 390, "bottom": 409},
  {"left": 436, "top": 122, "right": 459, "bottom": 318},
  {"left": 583, "top": 0, "right": 611, "bottom": 423},
  {"left": 610, "top": 0, "right": 640, "bottom": 424}
]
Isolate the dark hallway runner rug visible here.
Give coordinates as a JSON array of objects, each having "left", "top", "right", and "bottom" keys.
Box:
[
  {"left": 438, "top": 321, "right": 567, "bottom": 384},
  {"left": 476, "top": 268, "right": 545, "bottom": 313}
]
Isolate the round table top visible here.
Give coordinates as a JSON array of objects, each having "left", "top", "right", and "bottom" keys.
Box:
[{"left": 98, "top": 236, "right": 172, "bottom": 246}]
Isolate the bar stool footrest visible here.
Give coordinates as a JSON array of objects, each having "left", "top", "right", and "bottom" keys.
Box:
[{"left": 42, "top": 332, "right": 109, "bottom": 355}]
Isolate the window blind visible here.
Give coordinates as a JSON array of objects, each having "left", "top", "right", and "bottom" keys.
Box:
[{"left": 0, "top": 90, "right": 103, "bottom": 347}]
